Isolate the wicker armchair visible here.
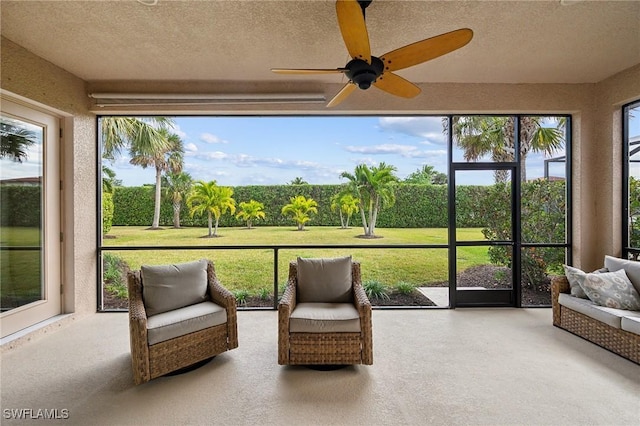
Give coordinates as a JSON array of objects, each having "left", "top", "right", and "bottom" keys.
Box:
[
  {"left": 278, "top": 257, "right": 373, "bottom": 366},
  {"left": 128, "top": 259, "right": 238, "bottom": 384}
]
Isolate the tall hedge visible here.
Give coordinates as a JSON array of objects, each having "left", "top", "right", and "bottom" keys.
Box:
[
  {"left": 111, "top": 184, "right": 490, "bottom": 228},
  {"left": 0, "top": 185, "right": 41, "bottom": 227}
]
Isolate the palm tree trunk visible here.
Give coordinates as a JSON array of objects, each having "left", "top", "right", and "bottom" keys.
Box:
[
  {"left": 152, "top": 167, "right": 162, "bottom": 228},
  {"left": 213, "top": 216, "right": 220, "bottom": 236},
  {"left": 207, "top": 213, "right": 213, "bottom": 237},
  {"left": 339, "top": 210, "right": 345, "bottom": 228},
  {"left": 370, "top": 196, "right": 380, "bottom": 236},
  {"left": 173, "top": 202, "right": 181, "bottom": 228},
  {"left": 360, "top": 207, "right": 369, "bottom": 235}
]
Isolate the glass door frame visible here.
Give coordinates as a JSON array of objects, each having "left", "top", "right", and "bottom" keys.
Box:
[
  {"left": 448, "top": 164, "right": 521, "bottom": 307},
  {"left": 0, "top": 95, "right": 62, "bottom": 338},
  {"left": 446, "top": 115, "right": 522, "bottom": 308}
]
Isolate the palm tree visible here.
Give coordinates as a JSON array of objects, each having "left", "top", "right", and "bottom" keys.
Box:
[
  {"left": 100, "top": 117, "right": 174, "bottom": 160},
  {"left": 404, "top": 164, "right": 447, "bottom": 185},
  {"left": 236, "top": 200, "right": 266, "bottom": 229},
  {"left": 449, "top": 116, "right": 565, "bottom": 182},
  {"left": 102, "top": 165, "right": 117, "bottom": 194},
  {"left": 129, "top": 129, "right": 184, "bottom": 229},
  {"left": 281, "top": 195, "right": 318, "bottom": 231},
  {"left": 288, "top": 177, "right": 308, "bottom": 185},
  {"left": 340, "top": 162, "right": 398, "bottom": 237},
  {"left": 0, "top": 121, "right": 36, "bottom": 162},
  {"left": 187, "top": 181, "right": 236, "bottom": 237},
  {"left": 162, "top": 171, "right": 193, "bottom": 228},
  {"left": 330, "top": 192, "right": 360, "bottom": 229}
]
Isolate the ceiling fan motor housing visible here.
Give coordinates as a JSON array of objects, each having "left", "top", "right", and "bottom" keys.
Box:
[{"left": 346, "top": 56, "right": 384, "bottom": 90}]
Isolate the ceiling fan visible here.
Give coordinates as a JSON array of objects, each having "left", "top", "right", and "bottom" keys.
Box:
[{"left": 272, "top": 0, "right": 473, "bottom": 107}]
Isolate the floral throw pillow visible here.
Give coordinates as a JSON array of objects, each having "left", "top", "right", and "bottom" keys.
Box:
[{"left": 581, "top": 269, "right": 640, "bottom": 310}]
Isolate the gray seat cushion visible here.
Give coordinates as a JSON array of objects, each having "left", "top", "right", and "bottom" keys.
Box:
[
  {"left": 296, "top": 256, "right": 353, "bottom": 303},
  {"left": 142, "top": 259, "right": 208, "bottom": 317},
  {"left": 146, "top": 301, "right": 227, "bottom": 345},
  {"left": 289, "top": 302, "right": 361, "bottom": 333},
  {"left": 558, "top": 293, "right": 629, "bottom": 328},
  {"left": 621, "top": 315, "right": 640, "bottom": 335}
]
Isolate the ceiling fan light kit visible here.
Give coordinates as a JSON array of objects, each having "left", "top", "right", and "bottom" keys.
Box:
[{"left": 272, "top": 0, "right": 473, "bottom": 107}]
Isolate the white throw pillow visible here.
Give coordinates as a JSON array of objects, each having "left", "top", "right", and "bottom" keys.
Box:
[
  {"left": 141, "top": 259, "right": 209, "bottom": 316},
  {"left": 296, "top": 256, "right": 353, "bottom": 303},
  {"left": 581, "top": 269, "right": 640, "bottom": 311}
]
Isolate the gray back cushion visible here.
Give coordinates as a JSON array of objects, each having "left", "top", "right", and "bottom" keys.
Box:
[
  {"left": 296, "top": 256, "right": 353, "bottom": 303},
  {"left": 604, "top": 255, "right": 640, "bottom": 295},
  {"left": 142, "top": 259, "right": 209, "bottom": 317}
]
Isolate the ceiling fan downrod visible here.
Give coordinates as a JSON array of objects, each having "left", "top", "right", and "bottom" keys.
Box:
[{"left": 357, "top": 0, "right": 372, "bottom": 18}]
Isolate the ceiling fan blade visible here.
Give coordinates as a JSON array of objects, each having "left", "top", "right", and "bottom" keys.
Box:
[
  {"left": 373, "top": 72, "right": 421, "bottom": 98},
  {"left": 327, "top": 83, "right": 357, "bottom": 107},
  {"left": 271, "top": 68, "right": 348, "bottom": 74},
  {"left": 380, "top": 28, "right": 473, "bottom": 72},
  {"left": 336, "top": 0, "right": 371, "bottom": 62}
]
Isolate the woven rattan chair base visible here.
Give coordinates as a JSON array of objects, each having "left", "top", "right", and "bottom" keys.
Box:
[
  {"left": 148, "top": 324, "right": 230, "bottom": 380},
  {"left": 288, "top": 332, "right": 364, "bottom": 365},
  {"left": 165, "top": 356, "right": 215, "bottom": 376}
]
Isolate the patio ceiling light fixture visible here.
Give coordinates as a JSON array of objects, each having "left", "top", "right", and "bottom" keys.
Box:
[{"left": 88, "top": 93, "right": 327, "bottom": 107}]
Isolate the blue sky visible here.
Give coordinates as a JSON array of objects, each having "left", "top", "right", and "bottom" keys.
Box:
[
  {"left": 108, "top": 115, "right": 590, "bottom": 187},
  {"left": 3, "top": 112, "right": 640, "bottom": 186},
  {"left": 111, "top": 116, "right": 452, "bottom": 187}
]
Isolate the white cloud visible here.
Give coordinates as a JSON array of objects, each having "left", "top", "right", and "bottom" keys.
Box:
[
  {"left": 200, "top": 133, "right": 228, "bottom": 144},
  {"left": 345, "top": 144, "right": 420, "bottom": 157},
  {"left": 378, "top": 117, "right": 447, "bottom": 145},
  {"left": 169, "top": 124, "right": 188, "bottom": 140},
  {"left": 344, "top": 144, "right": 444, "bottom": 159},
  {"left": 184, "top": 143, "right": 198, "bottom": 152}
]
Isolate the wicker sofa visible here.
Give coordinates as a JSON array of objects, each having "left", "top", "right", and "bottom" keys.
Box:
[{"left": 552, "top": 256, "right": 640, "bottom": 365}]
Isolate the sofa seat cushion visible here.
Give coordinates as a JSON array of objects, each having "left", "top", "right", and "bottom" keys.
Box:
[
  {"left": 621, "top": 314, "right": 640, "bottom": 336},
  {"left": 289, "top": 302, "right": 360, "bottom": 333},
  {"left": 558, "top": 293, "right": 630, "bottom": 328},
  {"left": 147, "top": 301, "right": 227, "bottom": 345}
]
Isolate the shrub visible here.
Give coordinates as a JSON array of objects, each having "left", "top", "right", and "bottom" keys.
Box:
[
  {"left": 233, "top": 289, "right": 249, "bottom": 306},
  {"left": 102, "top": 192, "right": 114, "bottom": 234},
  {"left": 394, "top": 281, "right": 415, "bottom": 295},
  {"left": 103, "top": 252, "right": 127, "bottom": 299},
  {"left": 257, "top": 287, "right": 270, "bottom": 300},
  {"left": 363, "top": 279, "right": 390, "bottom": 301},
  {"left": 477, "top": 179, "right": 566, "bottom": 288}
]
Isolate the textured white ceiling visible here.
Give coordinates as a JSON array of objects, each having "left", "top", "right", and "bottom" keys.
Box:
[{"left": 1, "top": 0, "right": 639, "bottom": 87}]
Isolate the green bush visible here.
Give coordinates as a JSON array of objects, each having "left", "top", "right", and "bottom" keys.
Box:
[
  {"left": 476, "top": 180, "right": 566, "bottom": 288},
  {"left": 363, "top": 279, "right": 390, "bottom": 301},
  {"left": 394, "top": 281, "right": 415, "bottom": 295},
  {"left": 103, "top": 252, "right": 127, "bottom": 299},
  {"left": 102, "top": 192, "right": 114, "bottom": 235}
]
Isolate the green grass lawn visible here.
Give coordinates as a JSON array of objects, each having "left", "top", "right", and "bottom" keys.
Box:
[{"left": 104, "top": 226, "right": 491, "bottom": 294}]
